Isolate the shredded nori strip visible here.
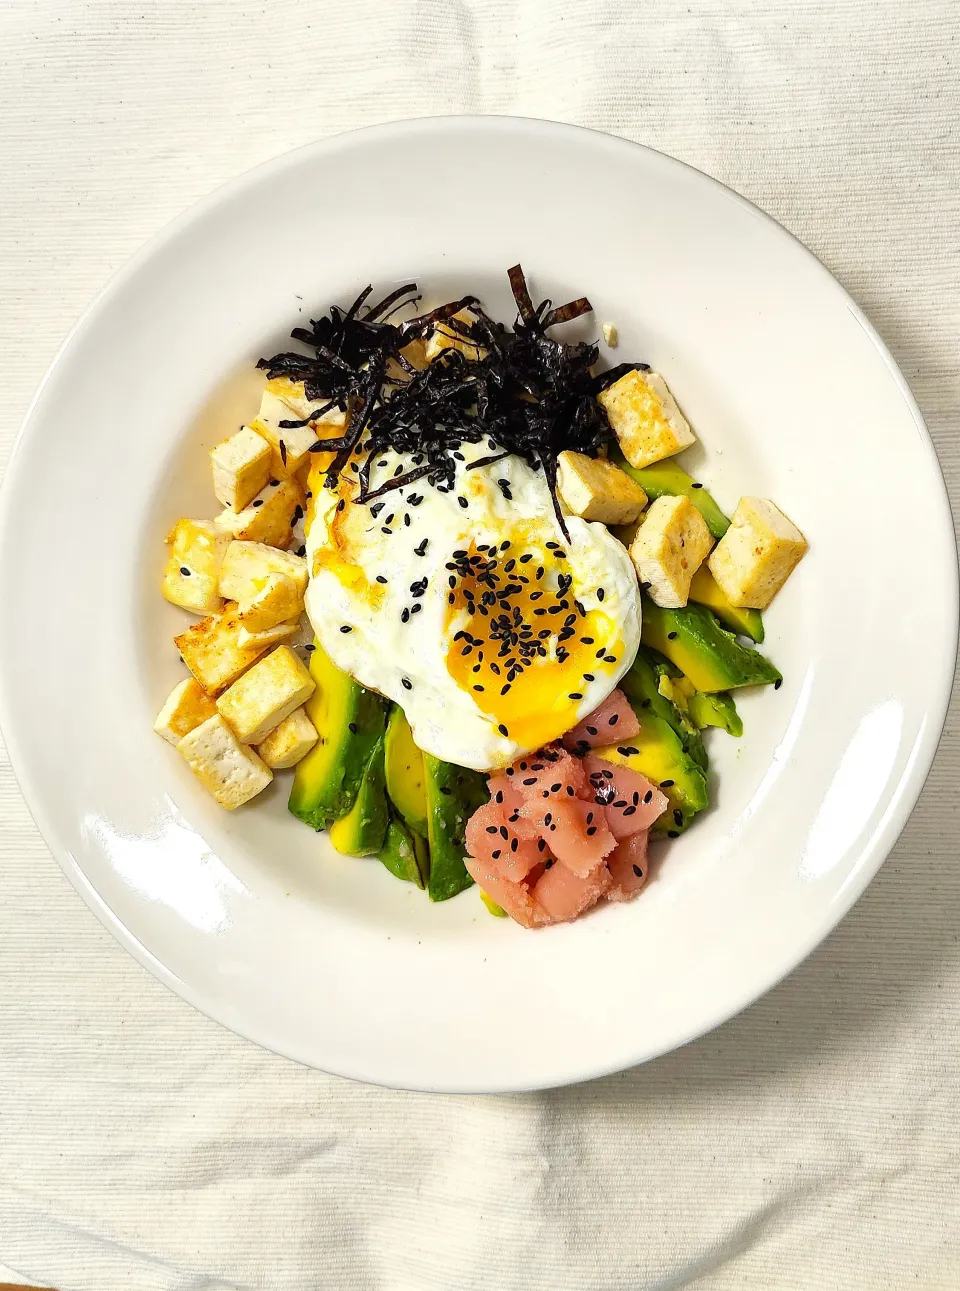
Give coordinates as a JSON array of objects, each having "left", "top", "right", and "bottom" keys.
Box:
[{"left": 256, "top": 265, "right": 648, "bottom": 535}]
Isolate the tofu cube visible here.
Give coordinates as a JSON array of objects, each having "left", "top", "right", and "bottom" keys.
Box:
[
  {"left": 236, "top": 619, "right": 301, "bottom": 649},
  {"left": 161, "top": 519, "right": 230, "bottom": 614},
  {"left": 253, "top": 378, "right": 348, "bottom": 478},
  {"left": 598, "top": 369, "right": 696, "bottom": 469},
  {"left": 708, "top": 497, "right": 808, "bottom": 609},
  {"left": 556, "top": 450, "right": 648, "bottom": 525},
  {"left": 214, "top": 477, "right": 305, "bottom": 549},
  {"left": 210, "top": 426, "right": 273, "bottom": 511},
  {"left": 425, "top": 311, "right": 486, "bottom": 362},
  {"left": 175, "top": 604, "right": 275, "bottom": 695},
  {"left": 177, "top": 714, "right": 272, "bottom": 809},
  {"left": 630, "top": 495, "right": 714, "bottom": 608},
  {"left": 257, "top": 705, "right": 318, "bottom": 769},
  {"left": 218, "top": 541, "right": 308, "bottom": 602},
  {"left": 153, "top": 677, "right": 217, "bottom": 745},
  {"left": 236, "top": 571, "right": 303, "bottom": 631},
  {"left": 216, "top": 645, "right": 315, "bottom": 745}
]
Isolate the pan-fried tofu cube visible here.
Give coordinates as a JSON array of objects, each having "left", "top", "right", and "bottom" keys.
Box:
[
  {"left": 216, "top": 645, "right": 315, "bottom": 745},
  {"left": 236, "top": 619, "right": 301, "bottom": 649},
  {"left": 236, "top": 571, "right": 303, "bottom": 631},
  {"left": 630, "top": 495, "right": 714, "bottom": 608},
  {"left": 210, "top": 426, "right": 273, "bottom": 511},
  {"left": 218, "top": 541, "right": 308, "bottom": 602},
  {"left": 556, "top": 450, "right": 648, "bottom": 525},
  {"left": 597, "top": 369, "right": 696, "bottom": 469},
  {"left": 425, "top": 311, "right": 486, "bottom": 362},
  {"left": 162, "top": 519, "right": 230, "bottom": 614},
  {"left": 175, "top": 604, "right": 274, "bottom": 695},
  {"left": 253, "top": 378, "right": 348, "bottom": 478},
  {"left": 257, "top": 705, "right": 318, "bottom": 769},
  {"left": 153, "top": 677, "right": 217, "bottom": 745},
  {"left": 708, "top": 497, "right": 808, "bottom": 609},
  {"left": 214, "top": 477, "right": 304, "bottom": 549},
  {"left": 177, "top": 714, "right": 272, "bottom": 809}
]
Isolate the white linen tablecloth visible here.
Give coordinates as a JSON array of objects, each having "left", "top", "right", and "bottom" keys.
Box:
[{"left": 1, "top": 2, "right": 958, "bottom": 1287}]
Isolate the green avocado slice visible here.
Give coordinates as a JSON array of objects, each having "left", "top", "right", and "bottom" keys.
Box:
[
  {"left": 328, "top": 736, "right": 390, "bottom": 857},
  {"left": 611, "top": 449, "right": 730, "bottom": 539},
  {"left": 384, "top": 706, "right": 429, "bottom": 838},
  {"left": 689, "top": 566, "right": 764, "bottom": 644},
  {"left": 641, "top": 599, "right": 781, "bottom": 694},
  {"left": 423, "top": 755, "right": 488, "bottom": 902},
  {"left": 378, "top": 815, "right": 428, "bottom": 888},
  {"left": 288, "top": 639, "right": 389, "bottom": 831},
  {"left": 688, "top": 691, "right": 743, "bottom": 738}
]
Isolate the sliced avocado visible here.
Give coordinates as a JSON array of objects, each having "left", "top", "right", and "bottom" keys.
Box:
[
  {"left": 329, "top": 737, "right": 390, "bottom": 857},
  {"left": 480, "top": 891, "right": 508, "bottom": 918},
  {"left": 378, "top": 816, "right": 427, "bottom": 888},
  {"left": 689, "top": 566, "right": 764, "bottom": 644},
  {"left": 592, "top": 709, "right": 708, "bottom": 834},
  {"left": 288, "top": 639, "right": 389, "bottom": 830},
  {"left": 611, "top": 448, "right": 730, "bottom": 539},
  {"left": 384, "top": 706, "right": 428, "bottom": 837},
  {"left": 641, "top": 599, "right": 781, "bottom": 694},
  {"left": 620, "top": 647, "right": 706, "bottom": 770},
  {"left": 689, "top": 691, "right": 743, "bottom": 738},
  {"left": 423, "top": 754, "right": 488, "bottom": 902}
]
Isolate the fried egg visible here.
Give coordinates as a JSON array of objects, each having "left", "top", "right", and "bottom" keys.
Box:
[{"left": 304, "top": 442, "right": 641, "bottom": 770}]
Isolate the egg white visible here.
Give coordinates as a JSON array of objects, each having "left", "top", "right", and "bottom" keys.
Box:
[{"left": 305, "top": 442, "right": 641, "bottom": 769}]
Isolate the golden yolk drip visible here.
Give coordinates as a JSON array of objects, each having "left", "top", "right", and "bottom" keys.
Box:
[
  {"left": 309, "top": 474, "right": 385, "bottom": 610},
  {"left": 444, "top": 542, "right": 622, "bottom": 753}
]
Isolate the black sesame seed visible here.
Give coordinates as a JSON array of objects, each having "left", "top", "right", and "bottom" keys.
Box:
[
  {"left": 492, "top": 849, "right": 501, "bottom": 859},
  {"left": 339, "top": 625, "right": 352, "bottom": 633},
  {"left": 485, "top": 825, "right": 498, "bottom": 835},
  {"left": 774, "top": 678, "right": 783, "bottom": 690},
  {"left": 569, "top": 692, "right": 583, "bottom": 700},
  {"left": 691, "top": 482, "right": 703, "bottom": 489},
  {"left": 597, "top": 587, "right": 605, "bottom": 601},
  {"left": 622, "top": 805, "right": 637, "bottom": 816},
  {"left": 667, "top": 830, "right": 680, "bottom": 838},
  {"left": 252, "top": 499, "right": 264, "bottom": 508},
  {"left": 376, "top": 575, "right": 388, "bottom": 584},
  {"left": 439, "top": 785, "right": 452, "bottom": 795},
  {"left": 498, "top": 723, "right": 509, "bottom": 736},
  {"left": 583, "top": 673, "right": 595, "bottom": 682},
  {"left": 499, "top": 826, "right": 509, "bottom": 840},
  {"left": 457, "top": 496, "right": 468, "bottom": 509},
  {"left": 633, "top": 864, "right": 644, "bottom": 877},
  {"left": 660, "top": 779, "right": 675, "bottom": 788},
  {"left": 304, "top": 643, "right": 315, "bottom": 652},
  {"left": 586, "top": 826, "right": 597, "bottom": 836},
  {"left": 608, "top": 714, "right": 619, "bottom": 726},
  {"left": 643, "top": 790, "right": 653, "bottom": 803},
  {"left": 510, "top": 838, "right": 519, "bottom": 852},
  {"left": 401, "top": 678, "right": 412, "bottom": 690},
  {"left": 586, "top": 726, "right": 598, "bottom": 736},
  {"left": 617, "top": 746, "right": 639, "bottom": 757},
  {"left": 473, "top": 683, "right": 484, "bottom": 692},
  {"left": 296, "top": 545, "right": 307, "bottom": 557},
  {"left": 179, "top": 566, "right": 191, "bottom": 576},
  {"left": 400, "top": 607, "right": 410, "bottom": 623},
  {"left": 667, "top": 631, "right": 678, "bottom": 640},
  {"left": 336, "top": 498, "right": 345, "bottom": 513},
  {"left": 673, "top": 809, "right": 684, "bottom": 827},
  {"left": 348, "top": 722, "right": 358, "bottom": 735},
  {"left": 544, "top": 857, "right": 555, "bottom": 868}
]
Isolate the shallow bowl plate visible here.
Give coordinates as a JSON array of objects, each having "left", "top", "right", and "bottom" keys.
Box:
[{"left": 0, "top": 117, "right": 955, "bottom": 1092}]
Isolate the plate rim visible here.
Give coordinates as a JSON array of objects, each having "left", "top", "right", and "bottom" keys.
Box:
[{"left": 1, "top": 114, "right": 956, "bottom": 1092}]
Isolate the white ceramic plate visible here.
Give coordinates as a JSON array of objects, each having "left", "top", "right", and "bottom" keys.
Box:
[{"left": 0, "top": 118, "right": 955, "bottom": 1092}]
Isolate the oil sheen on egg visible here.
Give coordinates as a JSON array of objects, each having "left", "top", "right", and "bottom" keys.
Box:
[{"left": 305, "top": 443, "right": 641, "bottom": 770}]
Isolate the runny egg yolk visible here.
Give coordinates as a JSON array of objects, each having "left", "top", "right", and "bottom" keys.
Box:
[{"left": 444, "top": 539, "right": 622, "bottom": 751}]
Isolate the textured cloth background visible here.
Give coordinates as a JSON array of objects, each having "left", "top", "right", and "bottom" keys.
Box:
[{"left": 1, "top": 1, "right": 959, "bottom": 1287}]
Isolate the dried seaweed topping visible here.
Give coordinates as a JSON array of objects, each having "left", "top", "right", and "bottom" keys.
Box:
[{"left": 256, "top": 266, "right": 648, "bottom": 535}]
